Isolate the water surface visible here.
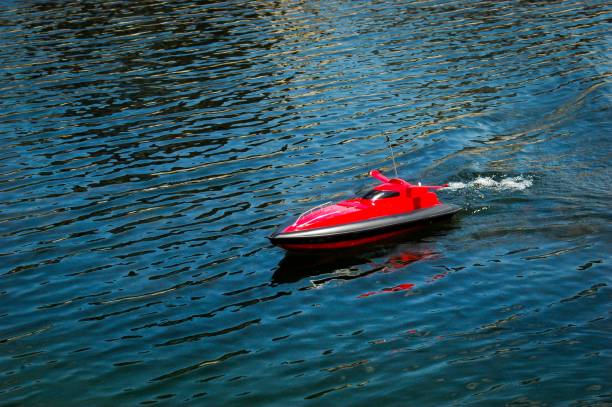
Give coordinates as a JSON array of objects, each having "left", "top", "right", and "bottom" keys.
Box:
[{"left": 1, "top": 1, "right": 610, "bottom": 405}]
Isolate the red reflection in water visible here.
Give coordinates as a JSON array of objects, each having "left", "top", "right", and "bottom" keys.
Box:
[
  {"left": 427, "top": 272, "right": 447, "bottom": 283},
  {"left": 358, "top": 283, "right": 415, "bottom": 298},
  {"left": 387, "top": 253, "right": 427, "bottom": 269}
]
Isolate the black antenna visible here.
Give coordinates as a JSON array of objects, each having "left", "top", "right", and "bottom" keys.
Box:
[{"left": 386, "top": 135, "right": 399, "bottom": 178}]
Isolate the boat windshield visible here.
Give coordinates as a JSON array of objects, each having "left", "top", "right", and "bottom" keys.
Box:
[{"left": 361, "top": 189, "right": 400, "bottom": 200}]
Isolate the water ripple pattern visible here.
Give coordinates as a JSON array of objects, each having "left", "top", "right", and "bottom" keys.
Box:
[{"left": 0, "top": 1, "right": 610, "bottom": 405}]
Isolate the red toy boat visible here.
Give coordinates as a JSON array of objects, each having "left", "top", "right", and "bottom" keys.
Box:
[{"left": 269, "top": 170, "right": 460, "bottom": 251}]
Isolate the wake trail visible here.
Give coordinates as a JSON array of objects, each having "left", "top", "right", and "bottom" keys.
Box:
[{"left": 445, "top": 176, "right": 532, "bottom": 191}]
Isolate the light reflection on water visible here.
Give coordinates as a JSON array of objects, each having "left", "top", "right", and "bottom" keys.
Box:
[{"left": 0, "top": 1, "right": 610, "bottom": 405}]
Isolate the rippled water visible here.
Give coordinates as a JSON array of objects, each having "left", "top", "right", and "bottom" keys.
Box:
[{"left": 1, "top": 1, "right": 610, "bottom": 405}]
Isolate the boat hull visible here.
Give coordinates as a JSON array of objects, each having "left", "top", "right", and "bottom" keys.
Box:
[{"left": 268, "top": 204, "right": 460, "bottom": 251}]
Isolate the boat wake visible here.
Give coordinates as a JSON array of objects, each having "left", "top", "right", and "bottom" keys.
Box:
[{"left": 446, "top": 176, "right": 532, "bottom": 191}]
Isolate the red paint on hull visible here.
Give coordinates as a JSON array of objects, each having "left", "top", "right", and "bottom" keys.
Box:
[{"left": 269, "top": 170, "right": 458, "bottom": 252}]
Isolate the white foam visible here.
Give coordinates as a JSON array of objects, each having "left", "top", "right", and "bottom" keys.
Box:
[{"left": 446, "top": 176, "right": 532, "bottom": 191}]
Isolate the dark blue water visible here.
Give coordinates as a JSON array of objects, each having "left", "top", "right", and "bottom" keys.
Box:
[{"left": 1, "top": 1, "right": 610, "bottom": 405}]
